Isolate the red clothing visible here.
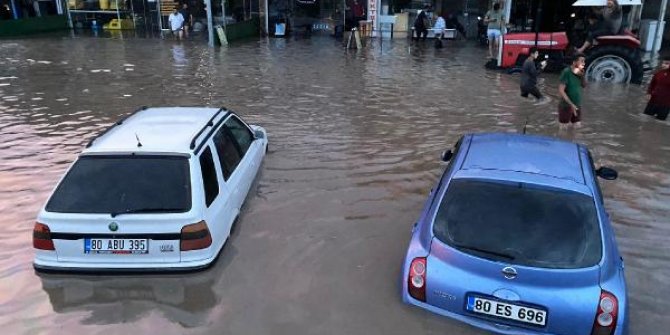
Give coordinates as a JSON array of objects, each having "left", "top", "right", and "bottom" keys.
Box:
[
  {"left": 648, "top": 69, "right": 670, "bottom": 107},
  {"left": 352, "top": 3, "right": 365, "bottom": 18}
]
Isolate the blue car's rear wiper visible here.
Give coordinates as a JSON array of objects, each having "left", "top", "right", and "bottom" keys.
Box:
[
  {"left": 110, "top": 207, "right": 186, "bottom": 218},
  {"left": 452, "top": 243, "right": 516, "bottom": 260}
]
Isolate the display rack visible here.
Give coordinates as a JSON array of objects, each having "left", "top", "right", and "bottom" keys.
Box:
[{"left": 65, "top": 0, "right": 135, "bottom": 29}]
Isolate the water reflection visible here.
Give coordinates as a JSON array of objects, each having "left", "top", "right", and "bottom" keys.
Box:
[
  {"left": 37, "top": 243, "right": 236, "bottom": 327},
  {"left": 0, "top": 35, "right": 668, "bottom": 334}
]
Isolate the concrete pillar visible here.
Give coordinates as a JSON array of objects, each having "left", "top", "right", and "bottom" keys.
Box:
[
  {"left": 260, "top": 0, "right": 268, "bottom": 36},
  {"left": 652, "top": 0, "right": 668, "bottom": 54},
  {"left": 205, "top": 0, "right": 214, "bottom": 46},
  {"left": 10, "top": 0, "right": 19, "bottom": 19}
]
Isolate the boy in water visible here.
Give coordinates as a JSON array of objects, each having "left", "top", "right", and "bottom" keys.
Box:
[
  {"left": 520, "top": 47, "right": 548, "bottom": 101},
  {"left": 558, "top": 54, "right": 587, "bottom": 129}
]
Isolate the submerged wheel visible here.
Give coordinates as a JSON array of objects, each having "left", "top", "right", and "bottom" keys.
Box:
[{"left": 585, "top": 45, "right": 644, "bottom": 84}]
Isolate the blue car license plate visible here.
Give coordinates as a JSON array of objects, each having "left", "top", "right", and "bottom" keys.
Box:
[{"left": 466, "top": 296, "right": 547, "bottom": 326}]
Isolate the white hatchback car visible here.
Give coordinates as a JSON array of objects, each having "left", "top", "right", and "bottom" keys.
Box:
[{"left": 33, "top": 107, "right": 268, "bottom": 272}]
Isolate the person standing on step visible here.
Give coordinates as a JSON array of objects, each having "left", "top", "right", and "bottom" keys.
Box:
[{"left": 485, "top": 2, "right": 504, "bottom": 59}]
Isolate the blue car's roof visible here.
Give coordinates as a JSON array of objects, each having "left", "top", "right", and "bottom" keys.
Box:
[{"left": 461, "top": 133, "right": 585, "bottom": 184}]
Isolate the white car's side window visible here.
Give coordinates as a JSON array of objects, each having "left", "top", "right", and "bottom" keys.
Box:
[
  {"left": 198, "top": 146, "right": 220, "bottom": 207},
  {"left": 213, "top": 124, "right": 242, "bottom": 181},
  {"left": 224, "top": 116, "right": 254, "bottom": 157}
]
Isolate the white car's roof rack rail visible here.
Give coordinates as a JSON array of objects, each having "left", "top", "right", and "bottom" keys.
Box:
[
  {"left": 190, "top": 107, "right": 230, "bottom": 153},
  {"left": 85, "top": 106, "right": 148, "bottom": 148}
]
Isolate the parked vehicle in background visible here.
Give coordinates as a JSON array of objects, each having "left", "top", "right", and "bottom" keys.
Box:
[{"left": 499, "top": 0, "right": 644, "bottom": 84}]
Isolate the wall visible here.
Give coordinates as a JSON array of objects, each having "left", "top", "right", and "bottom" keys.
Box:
[
  {"left": 0, "top": 15, "right": 68, "bottom": 37},
  {"left": 640, "top": 0, "right": 669, "bottom": 49},
  {"left": 224, "top": 16, "right": 260, "bottom": 41}
]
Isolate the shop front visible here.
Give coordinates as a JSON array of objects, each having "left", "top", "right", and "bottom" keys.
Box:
[
  {"left": 0, "top": 0, "right": 68, "bottom": 36},
  {"left": 265, "top": 0, "right": 350, "bottom": 36}
]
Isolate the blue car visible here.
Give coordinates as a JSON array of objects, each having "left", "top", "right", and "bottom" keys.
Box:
[{"left": 401, "top": 133, "right": 627, "bottom": 335}]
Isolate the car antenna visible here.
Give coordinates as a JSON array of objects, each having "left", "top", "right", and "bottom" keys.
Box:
[
  {"left": 135, "top": 133, "right": 143, "bottom": 147},
  {"left": 522, "top": 116, "right": 529, "bottom": 134}
]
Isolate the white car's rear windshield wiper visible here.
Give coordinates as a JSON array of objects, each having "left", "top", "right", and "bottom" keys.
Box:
[
  {"left": 110, "top": 208, "right": 187, "bottom": 218},
  {"left": 452, "top": 243, "right": 516, "bottom": 260}
]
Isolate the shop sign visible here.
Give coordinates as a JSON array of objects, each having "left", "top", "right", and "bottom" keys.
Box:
[{"left": 368, "top": 0, "right": 377, "bottom": 36}]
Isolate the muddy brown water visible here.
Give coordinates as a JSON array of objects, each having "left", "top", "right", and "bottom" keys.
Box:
[{"left": 0, "top": 35, "right": 668, "bottom": 335}]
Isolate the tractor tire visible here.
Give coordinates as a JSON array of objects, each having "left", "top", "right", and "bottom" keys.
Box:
[{"left": 585, "top": 45, "right": 644, "bottom": 84}]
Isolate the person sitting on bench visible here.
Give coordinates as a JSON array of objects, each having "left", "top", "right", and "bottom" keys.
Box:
[{"left": 433, "top": 12, "right": 446, "bottom": 39}]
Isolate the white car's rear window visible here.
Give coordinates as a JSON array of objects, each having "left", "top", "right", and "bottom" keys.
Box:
[{"left": 46, "top": 155, "right": 191, "bottom": 215}]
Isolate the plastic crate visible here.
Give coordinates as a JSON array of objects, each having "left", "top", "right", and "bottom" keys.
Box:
[{"left": 103, "top": 19, "right": 134, "bottom": 30}]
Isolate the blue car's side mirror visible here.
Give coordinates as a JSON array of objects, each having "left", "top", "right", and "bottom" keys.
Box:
[
  {"left": 254, "top": 129, "right": 265, "bottom": 140},
  {"left": 596, "top": 167, "right": 618, "bottom": 180},
  {"left": 441, "top": 150, "right": 453, "bottom": 162}
]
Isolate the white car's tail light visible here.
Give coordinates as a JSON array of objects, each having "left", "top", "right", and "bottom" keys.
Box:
[
  {"left": 180, "top": 221, "right": 212, "bottom": 251},
  {"left": 591, "top": 290, "right": 618, "bottom": 335},
  {"left": 33, "top": 222, "right": 55, "bottom": 250},
  {"left": 408, "top": 257, "right": 427, "bottom": 302}
]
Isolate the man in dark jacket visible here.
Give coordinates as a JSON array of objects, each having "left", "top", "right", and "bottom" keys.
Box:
[
  {"left": 413, "top": 9, "right": 429, "bottom": 41},
  {"left": 644, "top": 56, "right": 670, "bottom": 121},
  {"left": 520, "top": 47, "right": 547, "bottom": 101}
]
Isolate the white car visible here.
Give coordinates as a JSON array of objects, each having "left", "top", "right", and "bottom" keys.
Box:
[{"left": 33, "top": 107, "right": 268, "bottom": 271}]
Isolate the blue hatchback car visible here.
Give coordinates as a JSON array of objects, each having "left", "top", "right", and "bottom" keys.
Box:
[{"left": 401, "top": 133, "right": 627, "bottom": 335}]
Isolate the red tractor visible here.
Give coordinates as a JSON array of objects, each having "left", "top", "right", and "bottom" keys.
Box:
[{"left": 497, "top": 0, "right": 644, "bottom": 84}]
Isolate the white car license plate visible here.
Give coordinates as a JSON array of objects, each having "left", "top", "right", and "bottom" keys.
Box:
[
  {"left": 84, "top": 238, "right": 149, "bottom": 254},
  {"left": 466, "top": 296, "right": 547, "bottom": 326}
]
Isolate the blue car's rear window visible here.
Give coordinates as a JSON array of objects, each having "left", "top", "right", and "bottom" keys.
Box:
[
  {"left": 433, "top": 179, "right": 602, "bottom": 269},
  {"left": 46, "top": 155, "right": 191, "bottom": 215}
]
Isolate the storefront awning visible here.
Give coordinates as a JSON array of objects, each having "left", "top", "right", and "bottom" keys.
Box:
[{"left": 572, "top": 0, "right": 641, "bottom": 6}]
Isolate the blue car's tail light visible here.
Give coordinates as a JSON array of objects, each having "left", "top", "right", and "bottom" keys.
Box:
[
  {"left": 591, "top": 290, "right": 618, "bottom": 335},
  {"left": 408, "top": 257, "right": 427, "bottom": 302}
]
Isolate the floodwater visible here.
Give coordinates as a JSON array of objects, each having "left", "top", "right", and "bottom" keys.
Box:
[{"left": 0, "top": 34, "right": 668, "bottom": 335}]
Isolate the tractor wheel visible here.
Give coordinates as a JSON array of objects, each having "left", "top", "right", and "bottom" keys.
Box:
[{"left": 585, "top": 45, "right": 644, "bottom": 84}]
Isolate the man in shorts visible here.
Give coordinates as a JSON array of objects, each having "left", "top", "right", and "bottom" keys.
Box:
[
  {"left": 168, "top": 7, "right": 185, "bottom": 40},
  {"left": 558, "top": 54, "right": 586, "bottom": 129},
  {"left": 485, "top": 3, "right": 504, "bottom": 59}
]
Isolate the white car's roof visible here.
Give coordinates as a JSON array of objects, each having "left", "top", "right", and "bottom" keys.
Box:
[{"left": 83, "top": 107, "right": 225, "bottom": 154}]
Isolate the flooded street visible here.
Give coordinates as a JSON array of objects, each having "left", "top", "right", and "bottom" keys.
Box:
[{"left": 0, "top": 35, "right": 668, "bottom": 334}]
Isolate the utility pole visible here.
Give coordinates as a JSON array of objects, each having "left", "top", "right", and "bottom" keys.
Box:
[
  {"left": 652, "top": 0, "right": 668, "bottom": 55},
  {"left": 205, "top": 0, "right": 214, "bottom": 46}
]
